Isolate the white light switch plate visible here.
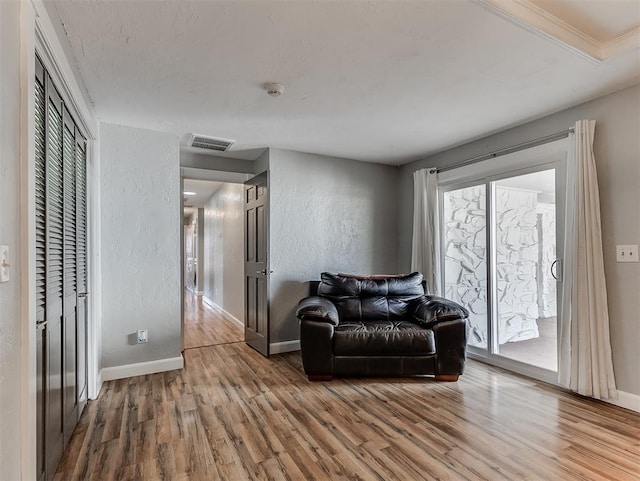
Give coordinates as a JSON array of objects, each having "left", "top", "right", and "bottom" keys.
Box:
[
  {"left": 0, "top": 245, "right": 9, "bottom": 283},
  {"left": 616, "top": 245, "right": 639, "bottom": 263}
]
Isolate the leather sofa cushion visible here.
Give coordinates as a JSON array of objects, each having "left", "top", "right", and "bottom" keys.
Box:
[
  {"left": 319, "top": 272, "right": 425, "bottom": 322},
  {"left": 333, "top": 320, "right": 436, "bottom": 356}
]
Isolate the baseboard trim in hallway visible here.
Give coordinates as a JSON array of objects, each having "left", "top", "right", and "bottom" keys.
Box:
[
  {"left": 202, "top": 296, "right": 244, "bottom": 330},
  {"left": 184, "top": 291, "right": 243, "bottom": 349},
  {"left": 100, "top": 355, "right": 184, "bottom": 382}
]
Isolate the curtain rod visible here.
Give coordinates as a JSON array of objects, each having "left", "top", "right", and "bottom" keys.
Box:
[{"left": 435, "top": 127, "right": 574, "bottom": 174}]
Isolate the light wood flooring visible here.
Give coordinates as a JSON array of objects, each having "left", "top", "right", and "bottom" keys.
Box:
[
  {"left": 183, "top": 291, "right": 243, "bottom": 350},
  {"left": 55, "top": 342, "right": 640, "bottom": 481}
]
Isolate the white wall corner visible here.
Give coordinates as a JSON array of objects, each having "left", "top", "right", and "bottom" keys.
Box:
[
  {"left": 87, "top": 138, "right": 101, "bottom": 400},
  {"left": 100, "top": 355, "right": 184, "bottom": 383},
  {"left": 269, "top": 340, "right": 301, "bottom": 355},
  {"left": 93, "top": 369, "right": 104, "bottom": 400}
]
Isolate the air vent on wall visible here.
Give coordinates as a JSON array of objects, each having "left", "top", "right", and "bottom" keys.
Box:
[{"left": 189, "top": 134, "right": 235, "bottom": 152}]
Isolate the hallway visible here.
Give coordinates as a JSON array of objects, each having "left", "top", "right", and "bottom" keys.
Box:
[{"left": 183, "top": 291, "right": 243, "bottom": 349}]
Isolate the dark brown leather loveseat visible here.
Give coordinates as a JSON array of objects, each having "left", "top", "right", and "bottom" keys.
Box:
[{"left": 296, "top": 272, "right": 469, "bottom": 381}]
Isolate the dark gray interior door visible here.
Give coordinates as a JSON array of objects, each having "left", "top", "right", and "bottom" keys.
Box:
[
  {"left": 44, "top": 72, "right": 65, "bottom": 481},
  {"left": 35, "top": 59, "right": 48, "bottom": 481},
  {"left": 36, "top": 55, "right": 88, "bottom": 481},
  {"left": 244, "top": 172, "right": 270, "bottom": 357},
  {"left": 62, "top": 108, "right": 78, "bottom": 444}
]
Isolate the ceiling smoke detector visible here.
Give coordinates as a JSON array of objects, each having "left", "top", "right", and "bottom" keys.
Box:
[{"left": 264, "top": 82, "right": 284, "bottom": 97}]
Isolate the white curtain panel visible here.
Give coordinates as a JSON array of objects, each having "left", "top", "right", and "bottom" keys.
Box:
[
  {"left": 411, "top": 168, "right": 441, "bottom": 295},
  {"left": 559, "top": 120, "right": 617, "bottom": 399}
]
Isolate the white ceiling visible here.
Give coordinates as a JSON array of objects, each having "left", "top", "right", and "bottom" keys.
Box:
[
  {"left": 183, "top": 179, "right": 223, "bottom": 208},
  {"left": 52, "top": 0, "right": 640, "bottom": 165}
]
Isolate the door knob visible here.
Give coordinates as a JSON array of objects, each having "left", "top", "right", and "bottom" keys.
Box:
[{"left": 256, "top": 269, "right": 274, "bottom": 276}]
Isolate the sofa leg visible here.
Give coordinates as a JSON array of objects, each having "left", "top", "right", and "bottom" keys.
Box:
[
  {"left": 435, "top": 374, "right": 459, "bottom": 382},
  {"left": 308, "top": 375, "right": 332, "bottom": 382}
]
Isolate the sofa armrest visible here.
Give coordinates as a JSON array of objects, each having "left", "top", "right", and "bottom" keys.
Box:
[
  {"left": 433, "top": 318, "right": 467, "bottom": 376},
  {"left": 300, "top": 320, "right": 334, "bottom": 376},
  {"left": 412, "top": 296, "right": 469, "bottom": 329},
  {"left": 296, "top": 296, "right": 340, "bottom": 326}
]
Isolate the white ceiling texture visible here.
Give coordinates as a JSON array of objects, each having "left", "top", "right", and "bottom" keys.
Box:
[
  {"left": 182, "top": 179, "right": 224, "bottom": 209},
  {"left": 51, "top": 0, "right": 640, "bottom": 165}
]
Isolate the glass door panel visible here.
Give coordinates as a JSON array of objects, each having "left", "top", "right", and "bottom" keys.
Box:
[
  {"left": 442, "top": 185, "right": 488, "bottom": 350},
  {"left": 492, "top": 169, "right": 557, "bottom": 371}
]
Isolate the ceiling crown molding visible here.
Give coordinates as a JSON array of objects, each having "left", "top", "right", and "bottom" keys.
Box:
[
  {"left": 476, "top": 0, "right": 640, "bottom": 63},
  {"left": 602, "top": 28, "right": 640, "bottom": 60}
]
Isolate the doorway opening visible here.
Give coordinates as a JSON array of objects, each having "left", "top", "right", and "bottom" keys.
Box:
[{"left": 182, "top": 179, "right": 245, "bottom": 350}]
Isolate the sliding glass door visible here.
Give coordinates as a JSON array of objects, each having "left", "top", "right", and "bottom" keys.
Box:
[
  {"left": 492, "top": 170, "right": 558, "bottom": 372},
  {"left": 442, "top": 183, "right": 489, "bottom": 349},
  {"left": 440, "top": 145, "right": 566, "bottom": 382}
]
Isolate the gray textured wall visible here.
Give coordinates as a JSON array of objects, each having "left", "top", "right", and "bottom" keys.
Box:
[
  {"left": 181, "top": 151, "right": 255, "bottom": 174},
  {"left": 203, "top": 183, "right": 245, "bottom": 322},
  {"left": 0, "top": 3, "right": 24, "bottom": 478},
  {"left": 254, "top": 149, "right": 269, "bottom": 174},
  {"left": 268, "top": 148, "right": 399, "bottom": 343},
  {"left": 398, "top": 85, "right": 640, "bottom": 396},
  {"left": 100, "top": 123, "right": 182, "bottom": 367}
]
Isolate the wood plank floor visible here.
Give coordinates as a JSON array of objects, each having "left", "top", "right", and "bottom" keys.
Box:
[
  {"left": 183, "top": 291, "right": 243, "bottom": 349},
  {"left": 56, "top": 343, "right": 640, "bottom": 481}
]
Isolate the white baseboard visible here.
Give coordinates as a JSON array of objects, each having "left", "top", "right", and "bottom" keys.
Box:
[
  {"left": 270, "top": 340, "right": 300, "bottom": 354},
  {"left": 469, "top": 356, "right": 639, "bottom": 414},
  {"left": 607, "top": 390, "right": 640, "bottom": 413},
  {"left": 202, "top": 296, "right": 244, "bottom": 330},
  {"left": 202, "top": 295, "right": 214, "bottom": 307},
  {"left": 100, "top": 355, "right": 184, "bottom": 382}
]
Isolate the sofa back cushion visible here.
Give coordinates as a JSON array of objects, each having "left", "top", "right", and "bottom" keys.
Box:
[{"left": 318, "top": 272, "right": 425, "bottom": 322}]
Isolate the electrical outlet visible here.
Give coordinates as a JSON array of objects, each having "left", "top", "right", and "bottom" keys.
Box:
[
  {"left": 0, "top": 245, "right": 10, "bottom": 283},
  {"left": 137, "top": 329, "right": 148, "bottom": 344},
  {"left": 616, "top": 245, "right": 639, "bottom": 263}
]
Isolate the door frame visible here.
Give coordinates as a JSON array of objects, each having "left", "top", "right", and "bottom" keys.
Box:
[
  {"left": 178, "top": 168, "right": 252, "bottom": 352},
  {"left": 21, "top": 3, "right": 99, "bottom": 479},
  {"left": 438, "top": 138, "right": 569, "bottom": 385}
]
